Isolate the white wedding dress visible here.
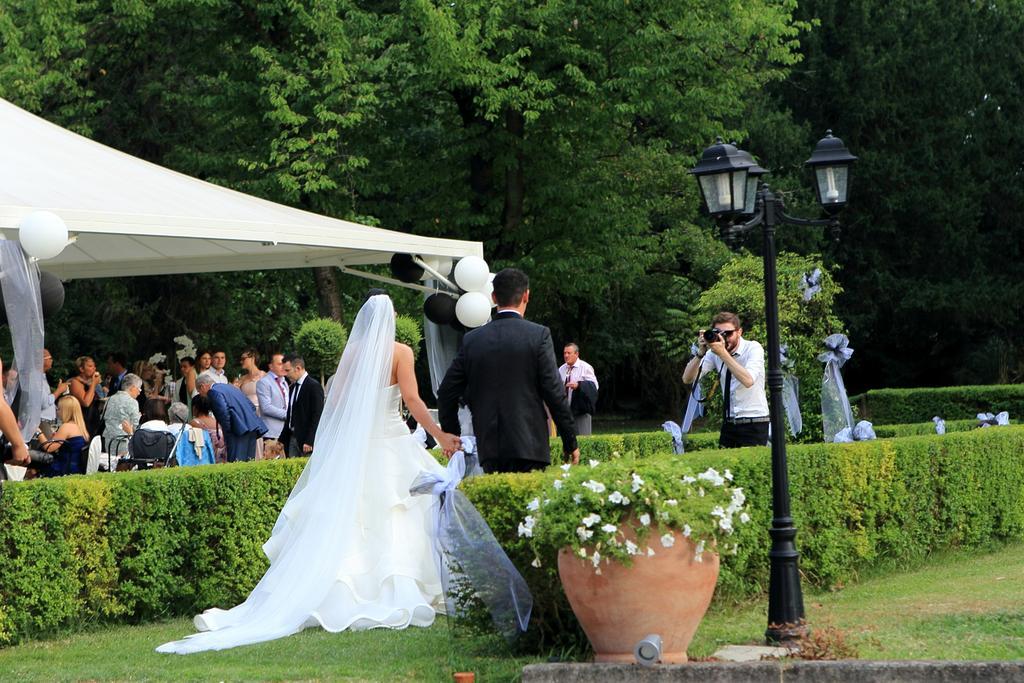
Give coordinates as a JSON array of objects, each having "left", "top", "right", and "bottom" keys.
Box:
[{"left": 158, "top": 296, "right": 448, "bottom": 654}]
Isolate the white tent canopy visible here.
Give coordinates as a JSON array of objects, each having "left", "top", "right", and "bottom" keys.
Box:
[{"left": 0, "top": 97, "right": 481, "bottom": 280}]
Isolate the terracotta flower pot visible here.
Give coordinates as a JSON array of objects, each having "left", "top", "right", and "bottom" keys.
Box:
[{"left": 557, "top": 530, "right": 720, "bottom": 663}]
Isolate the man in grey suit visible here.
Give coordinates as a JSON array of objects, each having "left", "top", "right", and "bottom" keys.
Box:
[{"left": 438, "top": 268, "right": 580, "bottom": 474}]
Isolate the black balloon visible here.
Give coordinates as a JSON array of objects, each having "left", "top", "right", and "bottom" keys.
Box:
[
  {"left": 390, "top": 253, "right": 424, "bottom": 283},
  {"left": 0, "top": 270, "right": 65, "bottom": 323},
  {"left": 423, "top": 293, "right": 457, "bottom": 325},
  {"left": 40, "top": 271, "right": 65, "bottom": 318}
]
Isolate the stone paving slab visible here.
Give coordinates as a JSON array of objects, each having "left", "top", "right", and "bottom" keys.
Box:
[
  {"left": 522, "top": 660, "right": 1024, "bottom": 683},
  {"left": 712, "top": 644, "right": 792, "bottom": 662}
]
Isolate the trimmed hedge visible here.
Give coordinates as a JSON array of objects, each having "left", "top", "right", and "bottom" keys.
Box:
[
  {"left": 556, "top": 431, "right": 717, "bottom": 461},
  {"left": 2, "top": 427, "right": 1024, "bottom": 650},
  {"left": 853, "top": 384, "right": 1024, "bottom": 425},
  {"left": 479, "top": 426, "right": 1024, "bottom": 649},
  {"left": 0, "top": 460, "right": 305, "bottom": 645}
]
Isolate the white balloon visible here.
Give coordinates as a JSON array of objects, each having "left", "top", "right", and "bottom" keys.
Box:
[
  {"left": 418, "top": 256, "right": 453, "bottom": 281},
  {"left": 482, "top": 272, "right": 496, "bottom": 305},
  {"left": 455, "top": 291, "right": 491, "bottom": 328},
  {"left": 19, "top": 211, "right": 69, "bottom": 260},
  {"left": 454, "top": 255, "right": 489, "bottom": 292}
]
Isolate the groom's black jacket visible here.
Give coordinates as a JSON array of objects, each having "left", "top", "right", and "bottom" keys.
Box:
[{"left": 437, "top": 312, "right": 577, "bottom": 471}]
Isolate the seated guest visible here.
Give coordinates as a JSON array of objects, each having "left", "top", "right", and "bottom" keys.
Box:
[
  {"left": 103, "top": 373, "right": 143, "bottom": 457},
  {"left": 35, "top": 396, "right": 90, "bottom": 476},
  {"left": 133, "top": 398, "right": 184, "bottom": 435},
  {"left": 69, "top": 355, "right": 104, "bottom": 438}
]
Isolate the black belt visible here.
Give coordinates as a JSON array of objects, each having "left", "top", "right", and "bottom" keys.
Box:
[{"left": 726, "top": 416, "right": 770, "bottom": 425}]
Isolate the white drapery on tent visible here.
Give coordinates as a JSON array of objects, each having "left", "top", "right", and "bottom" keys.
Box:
[{"left": 0, "top": 97, "right": 482, "bottom": 280}]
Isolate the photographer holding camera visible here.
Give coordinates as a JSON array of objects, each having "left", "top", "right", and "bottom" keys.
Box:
[{"left": 682, "top": 312, "right": 769, "bottom": 448}]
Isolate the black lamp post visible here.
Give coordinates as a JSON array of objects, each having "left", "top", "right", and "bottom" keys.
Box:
[{"left": 690, "top": 131, "right": 857, "bottom": 644}]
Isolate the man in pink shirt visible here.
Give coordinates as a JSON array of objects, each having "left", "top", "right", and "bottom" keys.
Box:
[{"left": 558, "top": 343, "right": 599, "bottom": 436}]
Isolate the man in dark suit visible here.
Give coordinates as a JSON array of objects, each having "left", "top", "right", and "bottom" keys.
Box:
[
  {"left": 279, "top": 355, "right": 325, "bottom": 458},
  {"left": 438, "top": 268, "right": 579, "bottom": 474},
  {"left": 196, "top": 373, "right": 268, "bottom": 462}
]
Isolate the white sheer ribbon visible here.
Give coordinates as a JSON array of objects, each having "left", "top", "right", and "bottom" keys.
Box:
[
  {"left": 0, "top": 241, "right": 45, "bottom": 440},
  {"left": 818, "top": 334, "right": 854, "bottom": 443},
  {"left": 779, "top": 344, "right": 802, "bottom": 436},
  {"left": 410, "top": 441, "right": 532, "bottom": 642}
]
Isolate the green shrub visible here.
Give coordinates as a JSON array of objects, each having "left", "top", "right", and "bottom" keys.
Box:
[
  {"left": 853, "top": 385, "right": 1024, "bottom": 424},
  {"left": 293, "top": 318, "right": 348, "bottom": 382},
  {"left": 395, "top": 315, "right": 423, "bottom": 359},
  {"left": 467, "top": 426, "right": 1024, "bottom": 650},
  {"left": 4, "top": 428, "right": 1024, "bottom": 653}
]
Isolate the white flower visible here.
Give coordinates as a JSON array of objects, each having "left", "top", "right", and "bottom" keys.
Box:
[
  {"left": 719, "top": 517, "right": 734, "bottom": 533},
  {"left": 601, "top": 523, "right": 618, "bottom": 534},
  {"left": 531, "top": 558, "right": 542, "bottom": 568},
  {"left": 581, "top": 480, "right": 606, "bottom": 494},
  {"left": 698, "top": 467, "right": 726, "bottom": 487},
  {"left": 608, "top": 491, "right": 624, "bottom": 504},
  {"left": 578, "top": 547, "right": 587, "bottom": 558},
  {"left": 560, "top": 463, "right": 572, "bottom": 472},
  {"left": 740, "top": 512, "right": 751, "bottom": 524},
  {"left": 698, "top": 487, "right": 705, "bottom": 497},
  {"left": 647, "top": 547, "right": 656, "bottom": 557},
  {"left": 639, "top": 513, "right": 651, "bottom": 527},
  {"left": 572, "top": 494, "right": 583, "bottom": 504},
  {"left": 173, "top": 334, "right": 197, "bottom": 360},
  {"left": 665, "top": 499, "right": 678, "bottom": 506},
  {"left": 625, "top": 540, "right": 639, "bottom": 555},
  {"left": 631, "top": 473, "right": 645, "bottom": 493},
  {"left": 147, "top": 352, "right": 167, "bottom": 365},
  {"left": 682, "top": 475, "right": 696, "bottom": 484},
  {"left": 710, "top": 505, "right": 726, "bottom": 518},
  {"left": 553, "top": 479, "right": 564, "bottom": 490},
  {"left": 591, "top": 550, "right": 602, "bottom": 568},
  {"left": 724, "top": 469, "right": 734, "bottom": 481},
  {"left": 621, "top": 496, "right": 630, "bottom": 505},
  {"left": 576, "top": 526, "right": 594, "bottom": 541},
  {"left": 682, "top": 524, "right": 692, "bottom": 537},
  {"left": 696, "top": 539, "right": 706, "bottom": 555},
  {"left": 517, "top": 515, "right": 536, "bottom": 537},
  {"left": 589, "top": 459, "right": 600, "bottom": 468},
  {"left": 659, "top": 511, "right": 670, "bottom": 521},
  {"left": 660, "top": 533, "right": 675, "bottom": 548},
  {"left": 581, "top": 513, "right": 601, "bottom": 528},
  {"left": 526, "top": 498, "right": 540, "bottom": 512},
  {"left": 731, "top": 488, "right": 746, "bottom": 507}
]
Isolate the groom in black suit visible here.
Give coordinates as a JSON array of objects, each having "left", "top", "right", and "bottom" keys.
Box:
[
  {"left": 279, "top": 355, "right": 325, "bottom": 458},
  {"left": 438, "top": 268, "right": 579, "bottom": 473}
]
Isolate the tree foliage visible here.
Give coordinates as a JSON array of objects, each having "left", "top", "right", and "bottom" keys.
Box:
[
  {"left": 774, "top": 0, "right": 1024, "bottom": 390},
  {"left": 0, "top": 0, "right": 811, "bottom": 412}
]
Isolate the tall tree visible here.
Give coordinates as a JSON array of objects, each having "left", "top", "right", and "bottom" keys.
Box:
[{"left": 776, "top": 0, "right": 1024, "bottom": 390}]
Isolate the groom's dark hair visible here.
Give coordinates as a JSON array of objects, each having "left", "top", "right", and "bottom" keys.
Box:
[{"left": 492, "top": 268, "right": 529, "bottom": 307}]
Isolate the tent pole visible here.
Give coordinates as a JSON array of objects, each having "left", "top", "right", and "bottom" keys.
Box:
[{"left": 338, "top": 265, "right": 458, "bottom": 295}]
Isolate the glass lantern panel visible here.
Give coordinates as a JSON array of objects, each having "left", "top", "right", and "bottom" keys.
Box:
[
  {"left": 699, "top": 172, "right": 734, "bottom": 214},
  {"left": 815, "top": 165, "right": 850, "bottom": 206},
  {"left": 731, "top": 169, "right": 748, "bottom": 212},
  {"left": 743, "top": 175, "right": 759, "bottom": 214}
]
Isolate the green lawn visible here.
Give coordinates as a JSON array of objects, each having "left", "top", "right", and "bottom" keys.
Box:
[{"left": 2, "top": 544, "right": 1023, "bottom": 681}]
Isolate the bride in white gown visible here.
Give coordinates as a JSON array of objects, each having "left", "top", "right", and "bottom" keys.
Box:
[{"left": 158, "top": 294, "right": 461, "bottom": 654}]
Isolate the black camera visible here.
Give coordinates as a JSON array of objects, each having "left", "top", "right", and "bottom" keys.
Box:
[{"left": 703, "top": 328, "right": 723, "bottom": 343}]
